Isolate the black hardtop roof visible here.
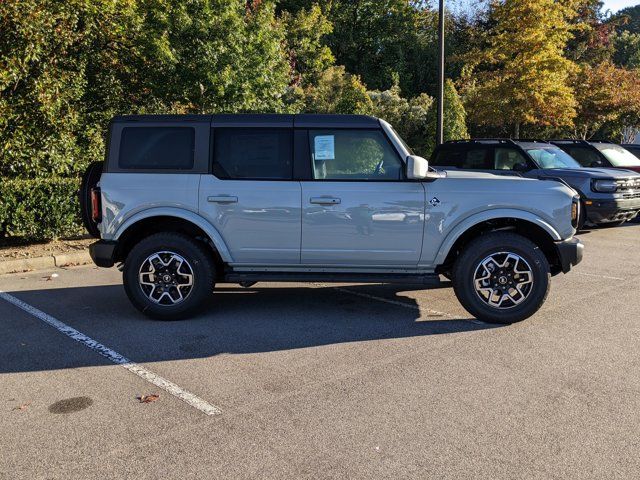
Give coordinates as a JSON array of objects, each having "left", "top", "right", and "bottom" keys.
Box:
[
  {"left": 112, "top": 113, "right": 381, "bottom": 128},
  {"left": 550, "top": 139, "right": 617, "bottom": 145},
  {"left": 441, "top": 139, "right": 552, "bottom": 147}
]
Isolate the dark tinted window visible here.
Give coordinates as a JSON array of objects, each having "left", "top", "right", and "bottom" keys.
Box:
[
  {"left": 625, "top": 146, "right": 640, "bottom": 159},
  {"left": 433, "top": 147, "right": 490, "bottom": 169},
  {"left": 494, "top": 148, "right": 528, "bottom": 170},
  {"left": 308, "top": 129, "right": 403, "bottom": 180},
  {"left": 562, "top": 146, "right": 602, "bottom": 167},
  {"left": 119, "top": 127, "right": 195, "bottom": 169},
  {"left": 213, "top": 128, "right": 292, "bottom": 180}
]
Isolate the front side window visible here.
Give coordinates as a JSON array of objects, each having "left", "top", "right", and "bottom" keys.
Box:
[
  {"left": 594, "top": 144, "right": 640, "bottom": 167},
  {"left": 212, "top": 128, "right": 293, "bottom": 180},
  {"left": 526, "top": 147, "right": 581, "bottom": 169},
  {"left": 119, "top": 127, "right": 195, "bottom": 169},
  {"left": 308, "top": 130, "right": 403, "bottom": 180}
]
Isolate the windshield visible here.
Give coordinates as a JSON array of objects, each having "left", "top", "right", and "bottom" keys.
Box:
[
  {"left": 594, "top": 144, "right": 640, "bottom": 167},
  {"left": 525, "top": 147, "right": 583, "bottom": 169}
]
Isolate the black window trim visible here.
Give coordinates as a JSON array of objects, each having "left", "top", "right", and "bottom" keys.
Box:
[{"left": 210, "top": 126, "right": 295, "bottom": 181}]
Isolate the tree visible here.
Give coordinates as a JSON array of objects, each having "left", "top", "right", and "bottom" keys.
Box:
[
  {"left": 303, "top": 65, "right": 372, "bottom": 114},
  {"left": 0, "top": 0, "right": 141, "bottom": 178},
  {"left": 280, "top": 4, "right": 334, "bottom": 86},
  {"left": 572, "top": 61, "right": 640, "bottom": 139},
  {"left": 613, "top": 31, "right": 640, "bottom": 69},
  {"left": 369, "top": 79, "right": 467, "bottom": 156},
  {"left": 134, "top": 0, "right": 290, "bottom": 114},
  {"left": 462, "top": 0, "right": 579, "bottom": 138}
]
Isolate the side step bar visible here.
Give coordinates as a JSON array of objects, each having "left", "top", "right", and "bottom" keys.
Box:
[{"left": 224, "top": 272, "right": 442, "bottom": 286}]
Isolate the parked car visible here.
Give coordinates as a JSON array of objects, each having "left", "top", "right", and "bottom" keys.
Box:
[
  {"left": 622, "top": 144, "right": 640, "bottom": 160},
  {"left": 82, "top": 115, "right": 583, "bottom": 324},
  {"left": 551, "top": 140, "right": 640, "bottom": 174},
  {"left": 430, "top": 139, "right": 640, "bottom": 228}
]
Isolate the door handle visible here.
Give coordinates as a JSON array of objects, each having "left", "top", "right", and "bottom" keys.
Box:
[
  {"left": 208, "top": 195, "right": 238, "bottom": 204},
  {"left": 310, "top": 196, "right": 341, "bottom": 205}
]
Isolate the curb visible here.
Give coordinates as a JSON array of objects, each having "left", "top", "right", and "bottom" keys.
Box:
[{"left": 0, "top": 251, "right": 92, "bottom": 275}]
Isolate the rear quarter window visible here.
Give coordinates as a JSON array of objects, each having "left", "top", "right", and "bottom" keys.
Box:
[{"left": 118, "top": 127, "right": 195, "bottom": 170}]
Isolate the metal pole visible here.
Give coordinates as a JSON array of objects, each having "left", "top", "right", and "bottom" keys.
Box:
[{"left": 436, "top": 0, "right": 445, "bottom": 146}]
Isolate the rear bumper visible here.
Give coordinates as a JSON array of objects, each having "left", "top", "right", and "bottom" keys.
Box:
[
  {"left": 585, "top": 197, "right": 640, "bottom": 224},
  {"left": 89, "top": 240, "right": 117, "bottom": 268},
  {"left": 555, "top": 237, "right": 584, "bottom": 274}
]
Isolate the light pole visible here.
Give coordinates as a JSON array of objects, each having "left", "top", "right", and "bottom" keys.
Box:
[{"left": 436, "top": 0, "right": 445, "bottom": 146}]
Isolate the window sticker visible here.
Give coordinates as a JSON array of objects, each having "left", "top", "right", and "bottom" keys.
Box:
[{"left": 314, "top": 135, "right": 335, "bottom": 160}]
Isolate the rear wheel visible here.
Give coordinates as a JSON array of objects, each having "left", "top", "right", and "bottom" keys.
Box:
[
  {"left": 452, "top": 232, "right": 550, "bottom": 324},
  {"left": 123, "top": 233, "right": 215, "bottom": 320}
]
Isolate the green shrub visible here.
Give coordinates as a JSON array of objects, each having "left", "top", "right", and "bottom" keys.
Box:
[{"left": 0, "top": 177, "right": 84, "bottom": 241}]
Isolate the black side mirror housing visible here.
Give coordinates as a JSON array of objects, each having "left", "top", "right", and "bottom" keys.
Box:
[
  {"left": 513, "top": 162, "right": 530, "bottom": 172},
  {"left": 590, "top": 160, "right": 603, "bottom": 168}
]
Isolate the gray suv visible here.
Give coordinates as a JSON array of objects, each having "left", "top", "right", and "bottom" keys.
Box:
[
  {"left": 83, "top": 115, "right": 583, "bottom": 324},
  {"left": 431, "top": 139, "right": 640, "bottom": 227}
]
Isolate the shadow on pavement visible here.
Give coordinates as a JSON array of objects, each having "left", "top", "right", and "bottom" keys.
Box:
[{"left": 1, "top": 283, "right": 501, "bottom": 373}]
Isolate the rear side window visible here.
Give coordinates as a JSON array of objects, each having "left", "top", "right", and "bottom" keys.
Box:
[
  {"left": 212, "top": 128, "right": 293, "bottom": 180},
  {"left": 119, "top": 127, "right": 195, "bottom": 170},
  {"left": 494, "top": 148, "right": 528, "bottom": 170},
  {"left": 433, "top": 147, "right": 490, "bottom": 169},
  {"left": 563, "top": 146, "right": 601, "bottom": 167}
]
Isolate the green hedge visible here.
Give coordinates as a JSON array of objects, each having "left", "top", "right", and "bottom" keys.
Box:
[{"left": 0, "top": 177, "right": 85, "bottom": 241}]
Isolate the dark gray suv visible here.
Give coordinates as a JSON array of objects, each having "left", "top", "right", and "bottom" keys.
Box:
[{"left": 431, "top": 139, "right": 640, "bottom": 227}]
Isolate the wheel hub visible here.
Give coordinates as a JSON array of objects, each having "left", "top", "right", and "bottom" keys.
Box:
[
  {"left": 473, "top": 252, "right": 534, "bottom": 309},
  {"left": 138, "top": 251, "right": 194, "bottom": 306}
]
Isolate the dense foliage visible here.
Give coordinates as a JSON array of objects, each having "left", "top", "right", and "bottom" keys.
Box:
[
  {"left": 2, "top": 0, "right": 640, "bottom": 240},
  {"left": 0, "top": 178, "right": 83, "bottom": 240}
]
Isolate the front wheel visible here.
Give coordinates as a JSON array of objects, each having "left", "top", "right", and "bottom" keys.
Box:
[
  {"left": 123, "top": 233, "right": 215, "bottom": 320},
  {"left": 452, "top": 232, "right": 551, "bottom": 324}
]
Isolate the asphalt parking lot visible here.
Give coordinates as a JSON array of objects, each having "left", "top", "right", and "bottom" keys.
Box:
[{"left": 2, "top": 224, "right": 640, "bottom": 479}]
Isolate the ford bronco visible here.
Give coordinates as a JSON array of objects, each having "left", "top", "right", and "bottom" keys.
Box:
[{"left": 82, "top": 114, "right": 583, "bottom": 324}]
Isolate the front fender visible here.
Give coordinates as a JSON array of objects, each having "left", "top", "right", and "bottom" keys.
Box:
[
  {"left": 113, "top": 207, "right": 233, "bottom": 263},
  {"left": 429, "top": 209, "right": 562, "bottom": 266}
]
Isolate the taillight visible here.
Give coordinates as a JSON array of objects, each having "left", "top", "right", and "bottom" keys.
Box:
[{"left": 91, "top": 188, "right": 102, "bottom": 223}]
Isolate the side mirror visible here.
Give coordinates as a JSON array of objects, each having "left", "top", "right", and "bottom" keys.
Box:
[
  {"left": 406, "top": 155, "right": 430, "bottom": 179},
  {"left": 513, "top": 162, "right": 530, "bottom": 172},
  {"left": 590, "top": 160, "right": 603, "bottom": 168}
]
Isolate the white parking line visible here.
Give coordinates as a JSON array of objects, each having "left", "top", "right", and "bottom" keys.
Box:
[{"left": 0, "top": 290, "right": 222, "bottom": 416}]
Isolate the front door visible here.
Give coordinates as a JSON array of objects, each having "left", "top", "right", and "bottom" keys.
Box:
[{"left": 300, "top": 129, "right": 425, "bottom": 266}]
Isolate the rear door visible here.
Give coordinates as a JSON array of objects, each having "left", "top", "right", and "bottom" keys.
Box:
[
  {"left": 299, "top": 127, "right": 425, "bottom": 266},
  {"left": 199, "top": 116, "right": 301, "bottom": 265}
]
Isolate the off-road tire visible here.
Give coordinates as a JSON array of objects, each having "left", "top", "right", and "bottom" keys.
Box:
[
  {"left": 123, "top": 232, "right": 215, "bottom": 320},
  {"left": 452, "top": 232, "right": 551, "bottom": 324}
]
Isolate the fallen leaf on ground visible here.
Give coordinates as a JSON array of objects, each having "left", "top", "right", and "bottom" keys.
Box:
[{"left": 137, "top": 394, "right": 160, "bottom": 404}]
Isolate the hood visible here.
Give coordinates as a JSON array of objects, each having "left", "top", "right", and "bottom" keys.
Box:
[
  {"left": 436, "top": 168, "right": 537, "bottom": 182},
  {"left": 539, "top": 167, "right": 640, "bottom": 180}
]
